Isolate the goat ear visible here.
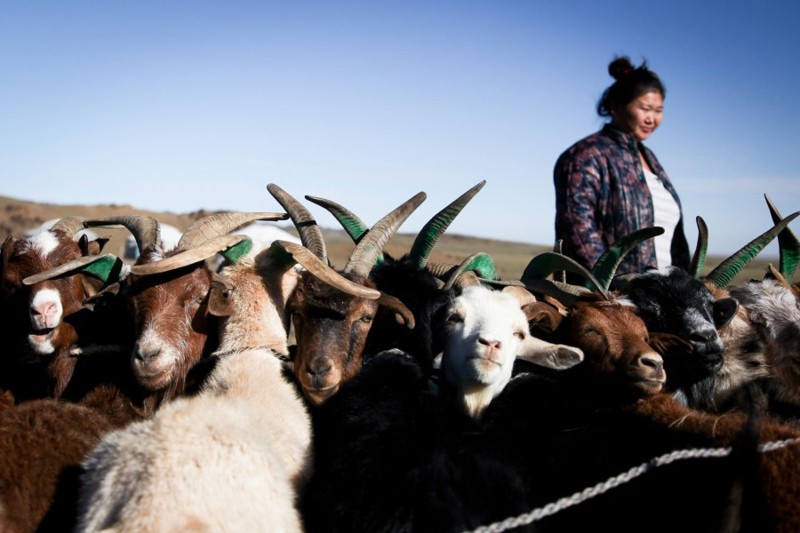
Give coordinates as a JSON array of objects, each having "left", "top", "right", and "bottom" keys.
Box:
[
  {"left": 517, "top": 337, "right": 583, "bottom": 369},
  {"left": 377, "top": 292, "right": 415, "bottom": 329},
  {"left": 79, "top": 234, "right": 110, "bottom": 256},
  {"left": 207, "top": 274, "right": 236, "bottom": 318},
  {"left": 522, "top": 301, "right": 563, "bottom": 334},
  {"left": 82, "top": 281, "right": 122, "bottom": 311},
  {"left": 713, "top": 297, "right": 739, "bottom": 329}
]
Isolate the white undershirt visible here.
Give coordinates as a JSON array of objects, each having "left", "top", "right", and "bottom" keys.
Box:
[{"left": 643, "top": 168, "right": 680, "bottom": 268}]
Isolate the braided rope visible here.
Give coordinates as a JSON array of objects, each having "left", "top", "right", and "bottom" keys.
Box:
[{"left": 464, "top": 437, "right": 800, "bottom": 533}]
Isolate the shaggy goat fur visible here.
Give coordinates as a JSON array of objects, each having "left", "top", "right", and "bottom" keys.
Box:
[{"left": 76, "top": 254, "right": 311, "bottom": 532}]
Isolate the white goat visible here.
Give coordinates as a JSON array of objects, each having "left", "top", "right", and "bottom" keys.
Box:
[
  {"left": 438, "top": 285, "right": 583, "bottom": 418},
  {"left": 76, "top": 251, "right": 311, "bottom": 532}
]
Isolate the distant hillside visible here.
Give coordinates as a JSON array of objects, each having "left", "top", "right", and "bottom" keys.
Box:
[{"left": 0, "top": 195, "right": 775, "bottom": 284}]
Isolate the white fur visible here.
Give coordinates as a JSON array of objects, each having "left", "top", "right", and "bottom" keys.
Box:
[
  {"left": 440, "top": 285, "right": 582, "bottom": 418},
  {"left": 76, "top": 259, "right": 309, "bottom": 533},
  {"left": 28, "top": 288, "right": 62, "bottom": 354},
  {"left": 28, "top": 231, "right": 60, "bottom": 258}
]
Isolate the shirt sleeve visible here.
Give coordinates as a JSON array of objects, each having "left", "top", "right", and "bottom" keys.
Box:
[{"left": 554, "top": 147, "right": 606, "bottom": 271}]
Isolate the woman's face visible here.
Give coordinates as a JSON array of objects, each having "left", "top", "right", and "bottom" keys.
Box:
[{"left": 612, "top": 91, "right": 664, "bottom": 142}]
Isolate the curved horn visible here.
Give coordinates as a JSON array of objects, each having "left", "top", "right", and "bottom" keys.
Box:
[
  {"left": 343, "top": 191, "right": 426, "bottom": 280},
  {"left": 765, "top": 194, "right": 800, "bottom": 281},
  {"left": 131, "top": 235, "right": 247, "bottom": 276},
  {"left": 705, "top": 211, "right": 800, "bottom": 288},
  {"left": 521, "top": 278, "right": 592, "bottom": 308},
  {"left": 271, "top": 240, "right": 381, "bottom": 300},
  {"left": 50, "top": 216, "right": 87, "bottom": 237},
  {"left": 408, "top": 180, "right": 486, "bottom": 269},
  {"left": 440, "top": 252, "right": 499, "bottom": 291},
  {"left": 267, "top": 184, "right": 327, "bottom": 261},
  {"left": 304, "top": 195, "right": 370, "bottom": 244},
  {"left": 689, "top": 216, "right": 709, "bottom": 279},
  {"left": 84, "top": 215, "right": 162, "bottom": 254},
  {"left": 521, "top": 252, "right": 607, "bottom": 299},
  {"left": 552, "top": 240, "right": 566, "bottom": 283},
  {"left": 591, "top": 226, "right": 665, "bottom": 292},
  {"left": 451, "top": 270, "right": 482, "bottom": 289},
  {"left": 23, "top": 254, "right": 122, "bottom": 285},
  {"left": 376, "top": 293, "right": 416, "bottom": 329},
  {"left": 177, "top": 212, "right": 288, "bottom": 251}
]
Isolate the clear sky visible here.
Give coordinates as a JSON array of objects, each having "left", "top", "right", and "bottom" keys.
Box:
[{"left": 2, "top": 1, "right": 798, "bottom": 257}]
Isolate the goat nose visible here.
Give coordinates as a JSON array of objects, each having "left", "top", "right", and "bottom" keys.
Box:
[
  {"left": 307, "top": 360, "right": 332, "bottom": 378},
  {"left": 133, "top": 346, "right": 160, "bottom": 363},
  {"left": 479, "top": 337, "right": 502, "bottom": 350},
  {"left": 31, "top": 300, "right": 55, "bottom": 316},
  {"left": 639, "top": 355, "right": 663, "bottom": 372},
  {"left": 689, "top": 327, "right": 717, "bottom": 344}
]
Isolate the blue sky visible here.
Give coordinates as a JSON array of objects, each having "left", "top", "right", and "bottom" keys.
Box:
[{"left": 2, "top": 1, "right": 798, "bottom": 257}]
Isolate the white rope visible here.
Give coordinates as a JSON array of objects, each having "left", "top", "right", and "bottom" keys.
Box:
[{"left": 464, "top": 437, "right": 800, "bottom": 533}]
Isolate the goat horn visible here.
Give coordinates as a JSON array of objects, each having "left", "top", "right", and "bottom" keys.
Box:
[
  {"left": 520, "top": 278, "right": 591, "bottom": 308},
  {"left": 408, "top": 180, "right": 486, "bottom": 269},
  {"left": 501, "top": 285, "right": 538, "bottom": 307},
  {"left": 521, "top": 252, "right": 607, "bottom": 299},
  {"left": 267, "top": 184, "right": 328, "bottom": 262},
  {"left": 343, "top": 191, "right": 426, "bottom": 280},
  {"left": 446, "top": 269, "right": 482, "bottom": 290},
  {"left": 177, "top": 212, "right": 289, "bottom": 251},
  {"left": 425, "top": 261, "right": 457, "bottom": 280},
  {"left": 50, "top": 216, "right": 88, "bottom": 237},
  {"left": 131, "top": 235, "right": 247, "bottom": 276},
  {"left": 441, "top": 252, "right": 499, "bottom": 291},
  {"left": 376, "top": 293, "right": 416, "bottom": 329},
  {"left": 591, "top": 226, "right": 664, "bottom": 292},
  {"left": 271, "top": 240, "right": 381, "bottom": 299},
  {"left": 765, "top": 194, "right": 800, "bottom": 281},
  {"left": 689, "top": 217, "right": 709, "bottom": 279},
  {"left": 705, "top": 210, "right": 800, "bottom": 288},
  {"left": 304, "top": 195, "right": 370, "bottom": 244},
  {"left": 23, "top": 254, "right": 122, "bottom": 285},
  {"left": 551, "top": 239, "right": 566, "bottom": 283},
  {"left": 84, "top": 215, "right": 162, "bottom": 255}
]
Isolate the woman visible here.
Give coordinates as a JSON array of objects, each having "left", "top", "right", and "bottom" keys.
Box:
[{"left": 553, "top": 56, "right": 690, "bottom": 275}]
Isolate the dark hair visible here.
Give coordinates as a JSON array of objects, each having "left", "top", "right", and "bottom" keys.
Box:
[{"left": 596, "top": 56, "right": 665, "bottom": 117}]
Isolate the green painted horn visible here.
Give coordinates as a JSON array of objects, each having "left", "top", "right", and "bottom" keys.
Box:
[
  {"left": 705, "top": 210, "right": 800, "bottom": 289},
  {"left": 442, "top": 252, "right": 498, "bottom": 291},
  {"left": 765, "top": 194, "right": 800, "bottom": 281},
  {"left": 408, "top": 180, "right": 486, "bottom": 269},
  {"left": 689, "top": 216, "right": 709, "bottom": 279},
  {"left": 590, "top": 226, "right": 665, "bottom": 292},
  {"left": 521, "top": 251, "right": 607, "bottom": 298},
  {"left": 304, "top": 195, "right": 370, "bottom": 244}
]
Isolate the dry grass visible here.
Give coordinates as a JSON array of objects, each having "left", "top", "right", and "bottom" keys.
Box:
[{"left": 0, "top": 194, "right": 776, "bottom": 286}]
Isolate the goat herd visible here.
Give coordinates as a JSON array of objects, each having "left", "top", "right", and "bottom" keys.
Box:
[{"left": 1, "top": 181, "right": 800, "bottom": 532}]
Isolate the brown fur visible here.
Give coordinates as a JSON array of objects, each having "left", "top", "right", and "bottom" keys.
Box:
[
  {"left": 0, "top": 386, "right": 141, "bottom": 532},
  {"left": 289, "top": 272, "right": 380, "bottom": 406}
]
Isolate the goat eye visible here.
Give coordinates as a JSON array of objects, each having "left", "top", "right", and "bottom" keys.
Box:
[
  {"left": 447, "top": 313, "right": 463, "bottom": 324},
  {"left": 514, "top": 330, "right": 525, "bottom": 340},
  {"left": 360, "top": 314, "right": 373, "bottom": 324}
]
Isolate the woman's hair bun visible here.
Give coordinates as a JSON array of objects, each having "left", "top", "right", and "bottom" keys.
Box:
[{"left": 608, "top": 56, "right": 635, "bottom": 80}]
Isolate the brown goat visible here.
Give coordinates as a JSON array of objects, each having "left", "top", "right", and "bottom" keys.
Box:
[
  {"left": 267, "top": 184, "right": 419, "bottom": 406},
  {"left": 0, "top": 386, "right": 141, "bottom": 532},
  {"left": 87, "top": 211, "right": 289, "bottom": 412},
  {"left": 0, "top": 218, "right": 126, "bottom": 402},
  {"left": 484, "top": 288, "right": 800, "bottom": 532}
]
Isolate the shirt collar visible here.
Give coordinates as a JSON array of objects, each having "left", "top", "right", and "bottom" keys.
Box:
[{"left": 602, "top": 123, "right": 639, "bottom": 150}]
